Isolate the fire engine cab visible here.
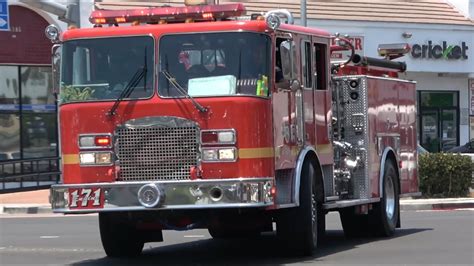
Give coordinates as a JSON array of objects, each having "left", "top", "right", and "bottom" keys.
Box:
[{"left": 48, "top": 0, "right": 419, "bottom": 257}]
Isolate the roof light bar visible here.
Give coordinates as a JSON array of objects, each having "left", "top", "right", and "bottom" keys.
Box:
[{"left": 89, "top": 3, "right": 246, "bottom": 25}]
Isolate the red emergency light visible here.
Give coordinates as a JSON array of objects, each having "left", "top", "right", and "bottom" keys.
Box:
[{"left": 89, "top": 3, "right": 246, "bottom": 25}]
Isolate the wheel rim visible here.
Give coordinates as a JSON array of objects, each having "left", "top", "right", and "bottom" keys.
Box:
[{"left": 385, "top": 175, "right": 395, "bottom": 220}]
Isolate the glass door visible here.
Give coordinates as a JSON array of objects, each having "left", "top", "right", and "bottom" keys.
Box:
[
  {"left": 421, "top": 110, "right": 440, "bottom": 152},
  {"left": 440, "top": 109, "right": 457, "bottom": 151},
  {"left": 419, "top": 91, "right": 459, "bottom": 153}
]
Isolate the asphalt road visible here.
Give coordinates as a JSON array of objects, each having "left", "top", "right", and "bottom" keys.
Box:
[{"left": 0, "top": 210, "right": 473, "bottom": 265}]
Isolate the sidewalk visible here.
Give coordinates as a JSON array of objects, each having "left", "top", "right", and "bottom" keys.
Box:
[{"left": 1, "top": 189, "right": 473, "bottom": 214}]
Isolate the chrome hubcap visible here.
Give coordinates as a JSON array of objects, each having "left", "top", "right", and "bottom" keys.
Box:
[{"left": 385, "top": 175, "right": 395, "bottom": 220}]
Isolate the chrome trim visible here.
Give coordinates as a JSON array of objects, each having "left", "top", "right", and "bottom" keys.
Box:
[
  {"left": 379, "top": 147, "right": 400, "bottom": 198},
  {"left": 325, "top": 196, "right": 340, "bottom": 201},
  {"left": 200, "top": 129, "right": 237, "bottom": 146},
  {"left": 50, "top": 178, "right": 274, "bottom": 213},
  {"left": 275, "top": 203, "right": 298, "bottom": 209},
  {"left": 323, "top": 198, "right": 380, "bottom": 210},
  {"left": 366, "top": 75, "right": 417, "bottom": 84},
  {"left": 78, "top": 133, "right": 113, "bottom": 150},
  {"left": 295, "top": 89, "right": 304, "bottom": 146},
  {"left": 293, "top": 146, "right": 325, "bottom": 206},
  {"left": 400, "top": 192, "right": 422, "bottom": 198},
  {"left": 376, "top": 133, "right": 401, "bottom": 138},
  {"left": 201, "top": 147, "right": 237, "bottom": 163}
]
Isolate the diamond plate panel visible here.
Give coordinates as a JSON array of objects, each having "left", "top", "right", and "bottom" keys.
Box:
[{"left": 333, "top": 76, "right": 370, "bottom": 199}]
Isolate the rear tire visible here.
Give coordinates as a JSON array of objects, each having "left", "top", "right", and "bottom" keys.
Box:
[
  {"left": 277, "top": 160, "right": 318, "bottom": 255},
  {"left": 99, "top": 212, "right": 144, "bottom": 258},
  {"left": 370, "top": 160, "right": 400, "bottom": 236}
]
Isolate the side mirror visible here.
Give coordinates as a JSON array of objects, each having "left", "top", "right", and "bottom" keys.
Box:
[
  {"left": 280, "top": 40, "right": 294, "bottom": 81},
  {"left": 51, "top": 44, "right": 61, "bottom": 95}
]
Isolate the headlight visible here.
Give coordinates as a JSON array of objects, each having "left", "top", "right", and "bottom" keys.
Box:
[
  {"left": 79, "top": 152, "right": 113, "bottom": 165},
  {"left": 202, "top": 148, "right": 236, "bottom": 162}
]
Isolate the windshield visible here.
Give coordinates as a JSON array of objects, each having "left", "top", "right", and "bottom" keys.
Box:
[
  {"left": 159, "top": 32, "right": 271, "bottom": 97},
  {"left": 60, "top": 36, "right": 154, "bottom": 104}
]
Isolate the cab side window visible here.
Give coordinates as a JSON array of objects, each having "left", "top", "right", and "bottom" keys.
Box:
[
  {"left": 314, "top": 43, "right": 327, "bottom": 90},
  {"left": 301, "top": 40, "right": 312, "bottom": 89}
]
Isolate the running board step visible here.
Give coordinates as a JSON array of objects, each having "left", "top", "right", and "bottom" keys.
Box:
[{"left": 323, "top": 198, "right": 380, "bottom": 210}]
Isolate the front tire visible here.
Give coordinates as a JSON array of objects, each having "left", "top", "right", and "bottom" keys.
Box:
[
  {"left": 99, "top": 212, "right": 144, "bottom": 257},
  {"left": 277, "top": 160, "right": 318, "bottom": 255}
]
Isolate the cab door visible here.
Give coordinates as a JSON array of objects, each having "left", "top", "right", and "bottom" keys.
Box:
[
  {"left": 300, "top": 37, "right": 315, "bottom": 147},
  {"left": 273, "top": 35, "right": 299, "bottom": 170},
  {"left": 312, "top": 37, "right": 333, "bottom": 165}
]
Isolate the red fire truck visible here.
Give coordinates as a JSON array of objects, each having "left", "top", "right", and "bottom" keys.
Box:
[{"left": 48, "top": 0, "right": 419, "bottom": 257}]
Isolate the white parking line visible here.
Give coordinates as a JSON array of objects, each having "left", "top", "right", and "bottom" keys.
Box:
[
  {"left": 183, "top": 235, "right": 205, "bottom": 238},
  {"left": 40, "top": 236, "right": 59, "bottom": 239}
]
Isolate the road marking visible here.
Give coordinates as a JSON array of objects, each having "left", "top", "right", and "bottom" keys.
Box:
[
  {"left": 0, "top": 247, "right": 5, "bottom": 250},
  {"left": 40, "top": 236, "right": 59, "bottom": 239},
  {"left": 183, "top": 235, "right": 205, "bottom": 238}
]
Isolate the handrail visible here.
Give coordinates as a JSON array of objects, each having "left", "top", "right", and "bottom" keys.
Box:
[{"left": 0, "top": 157, "right": 60, "bottom": 193}]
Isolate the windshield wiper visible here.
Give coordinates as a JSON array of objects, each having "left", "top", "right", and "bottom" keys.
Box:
[
  {"left": 107, "top": 66, "right": 146, "bottom": 116},
  {"left": 161, "top": 70, "right": 208, "bottom": 113},
  {"left": 108, "top": 49, "right": 148, "bottom": 116}
]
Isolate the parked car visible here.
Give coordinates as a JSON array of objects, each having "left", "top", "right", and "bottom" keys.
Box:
[{"left": 446, "top": 140, "right": 474, "bottom": 153}]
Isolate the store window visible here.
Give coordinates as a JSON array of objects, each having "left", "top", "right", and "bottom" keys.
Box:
[
  {"left": 419, "top": 91, "right": 459, "bottom": 152},
  {"left": 0, "top": 66, "right": 20, "bottom": 160},
  {"left": 0, "top": 65, "right": 57, "bottom": 161}
]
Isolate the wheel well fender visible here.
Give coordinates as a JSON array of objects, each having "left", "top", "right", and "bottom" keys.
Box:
[
  {"left": 379, "top": 147, "right": 400, "bottom": 198},
  {"left": 293, "top": 146, "right": 325, "bottom": 206}
]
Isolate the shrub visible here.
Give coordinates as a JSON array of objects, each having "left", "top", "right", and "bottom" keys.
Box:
[{"left": 418, "top": 153, "right": 472, "bottom": 198}]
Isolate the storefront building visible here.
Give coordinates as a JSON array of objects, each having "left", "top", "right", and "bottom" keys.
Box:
[{"left": 0, "top": 1, "right": 66, "bottom": 190}]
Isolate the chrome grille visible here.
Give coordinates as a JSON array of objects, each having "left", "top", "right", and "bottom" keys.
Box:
[{"left": 116, "top": 125, "right": 199, "bottom": 181}]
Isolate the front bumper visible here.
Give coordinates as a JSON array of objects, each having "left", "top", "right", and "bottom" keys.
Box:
[{"left": 50, "top": 178, "right": 274, "bottom": 213}]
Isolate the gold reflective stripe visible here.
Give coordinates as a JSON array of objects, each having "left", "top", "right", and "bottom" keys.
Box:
[
  {"left": 238, "top": 148, "right": 274, "bottom": 159},
  {"left": 315, "top": 144, "right": 333, "bottom": 155},
  {"left": 62, "top": 154, "right": 79, "bottom": 165}
]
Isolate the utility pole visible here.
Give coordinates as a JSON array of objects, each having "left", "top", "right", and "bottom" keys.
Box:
[{"left": 301, "top": 0, "right": 307, "bottom": 26}]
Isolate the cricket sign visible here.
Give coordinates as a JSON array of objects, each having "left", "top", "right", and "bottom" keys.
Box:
[{"left": 411, "top": 41, "right": 469, "bottom": 60}]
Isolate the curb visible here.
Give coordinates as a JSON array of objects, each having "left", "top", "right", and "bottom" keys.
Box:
[
  {"left": 0, "top": 205, "right": 52, "bottom": 215},
  {"left": 400, "top": 202, "right": 474, "bottom": 211}
]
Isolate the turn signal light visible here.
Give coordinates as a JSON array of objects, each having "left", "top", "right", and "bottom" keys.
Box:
[
  {"left": 79, "top": 134, "right": 112, "bottom": 149},
  {"left": 201, "top": 130, "right": 236, "bottom": 145},
  {"left": 95, "top": 136, "right": 111, "bottom": 146},
  {"left": 94, "top": 18, "right": 106, "bottom": 24}
]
